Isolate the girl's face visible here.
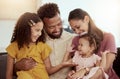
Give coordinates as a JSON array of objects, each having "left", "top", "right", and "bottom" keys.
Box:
[
  {"left": 78, "top": 38, "right": 93, "bottom": 57},
  {"left": 31, "top": 21, "right": 43, "bottom": 43},
  {"left": 69, "top": 16, "right": 89, "bottom": 35}
]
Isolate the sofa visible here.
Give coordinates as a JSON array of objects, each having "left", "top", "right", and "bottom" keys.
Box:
[
  {"left": 0, "top": 53, "right": 7, "bottom": 79},
  {"left": 113, "top": 48, "right": 120, "bottom": 77},
  {"left": 0, "top": 48, "right": 120, "bottom": 79}
]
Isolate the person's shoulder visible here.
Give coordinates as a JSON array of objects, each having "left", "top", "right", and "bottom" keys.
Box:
[
  {"left": 7, "top": 42, "right": 17, "bottom": 47},
  {"left": 104, "top": 32, "right": 114, "bottom": 37},
  {"left": 38, "top": 42, "right": 47, "bottom": 46},
  {"left": 73, "top": 35, "right": 79, "bottom": 39},
  {"left": 104, "top": 32, "right": 114, "bottom": 39},
  {"left": 38, "top": 42, "right": 50, "bottom": 47},
  {"left": 63, "top": 30, "right": 74, "bottom": 36},
  {"left": 37, "top": 42, "right": 51, "bottom": 49},
  {"left": 62, "top": 30, "right": 76, "bottom": 38},
  {"left": 72, "top": 35, "right": 79, "bottom": 41},
  {"left": 6, "top": 42, "right": 18, "bottom": 52}
]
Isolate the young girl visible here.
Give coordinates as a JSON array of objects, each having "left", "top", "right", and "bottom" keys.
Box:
[
  {"left": 67, "top": 33, "right": 109, "bottom": 79},
  {"left": 6, "top": 12, "right": 51, "bottom": 79}
]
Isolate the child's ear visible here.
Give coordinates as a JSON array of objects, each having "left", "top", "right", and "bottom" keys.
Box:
[{"left": 90, "top": 44, "right": 96, "bottom": 51}]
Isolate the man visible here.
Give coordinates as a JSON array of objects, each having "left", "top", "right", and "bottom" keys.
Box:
[{"left": 15, "top": 3, "right": 75, "bottom": 79}]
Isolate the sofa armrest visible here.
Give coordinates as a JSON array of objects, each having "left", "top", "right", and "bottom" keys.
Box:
[{"left": 0, "top": 53, "right": 7, "bottom": 79}]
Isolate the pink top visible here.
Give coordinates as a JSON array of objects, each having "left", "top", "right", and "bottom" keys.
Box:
[
  {"left": 72, "top": 32, "right": 119, "bottom": 79},
  {"left": 73, "top": 51, "right": 101, "bottom": 71}
]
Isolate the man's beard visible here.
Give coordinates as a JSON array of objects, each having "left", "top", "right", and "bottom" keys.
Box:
[{"left": 47, "top": 28, "right": 63, "bottom": 39}]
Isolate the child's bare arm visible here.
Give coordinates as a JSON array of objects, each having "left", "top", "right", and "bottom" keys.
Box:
[{"left": 44, "top": 56, "right": 76, "bottom": 75}]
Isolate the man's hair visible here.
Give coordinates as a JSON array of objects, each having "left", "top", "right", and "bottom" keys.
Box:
[{"left": 37, "top": 3, "right": 60, "bottom": 20}]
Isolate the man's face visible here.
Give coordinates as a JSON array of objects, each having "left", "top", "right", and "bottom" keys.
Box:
[{"left": 43, "top": 14, "right": 63, "bottom": 39}]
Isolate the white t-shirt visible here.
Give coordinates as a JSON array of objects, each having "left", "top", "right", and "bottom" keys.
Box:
[{"left": 46, "top": 30, "right": 75, "bottom": 79}]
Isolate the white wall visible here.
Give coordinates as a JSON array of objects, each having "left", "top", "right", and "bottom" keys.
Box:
[
  {"left": 0, "top": 0, "right": 42, "bottom": 52},
  {"left": 0, "top": 20, "right": 15, "bottom": 52}
]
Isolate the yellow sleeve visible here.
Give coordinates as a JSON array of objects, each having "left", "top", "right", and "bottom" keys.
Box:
[
  {"left": 6, "top": 42, "right": 17, "bottom": 58},
  {"left": 40, "top": 43, "right": 51, "bottom": 60}
]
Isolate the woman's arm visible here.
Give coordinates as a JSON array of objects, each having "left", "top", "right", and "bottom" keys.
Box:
[
  {"left": 6, "top": 55, "right": 14, "bottom": 79},
  {"left": 95, "top": 51, "right": 109, "bottom": 68},
  {"left": 104, "top": 52, "right": 115, "bottom": 72},
  {"left": 97, "top": 51, "right": 116, "bottom": 72},
  {"left": 99, "top": 51, "right": 109, "bottom": 69},
  {"left": 90, "top": 52, "right": 116, "bottom": 79}
]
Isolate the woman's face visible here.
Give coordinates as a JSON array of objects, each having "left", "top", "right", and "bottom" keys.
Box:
[{"left": 69, "top": 16, "right": 89, "bottom": 35}]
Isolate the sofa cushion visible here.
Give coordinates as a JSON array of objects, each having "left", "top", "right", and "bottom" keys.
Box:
[
  {"left": 113, "top": 48, "right": 120, "bottom": 77},
  {"left": 0, "top": 53, "right": 7, "bottom": 79}
]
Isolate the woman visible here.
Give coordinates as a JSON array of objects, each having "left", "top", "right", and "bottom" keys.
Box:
[{"left": 67, "top": 8, "right": 119, "bottom": 79}]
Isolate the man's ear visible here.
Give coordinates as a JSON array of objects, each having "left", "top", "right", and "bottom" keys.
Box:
[{"left": 84, "top": 16, "right": 89, "bottom": 23}]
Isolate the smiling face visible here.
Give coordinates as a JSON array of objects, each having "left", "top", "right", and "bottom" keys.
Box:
[
  {"left": 69, "top": 16, "right": 89, "bottom": 35},
  {"left": 31, "top": 21, "right": 43, "bottom": 43},
  {"left": 43, "top": 13, "right": 63, "bottom": 39}
]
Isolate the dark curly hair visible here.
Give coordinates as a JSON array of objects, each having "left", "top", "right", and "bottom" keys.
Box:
[
  {"left": 37, "top": 3, "right": 60, "bottom": 20},
  {"left": 11, "top": 12, "right": 46, "bottom": 49}
]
